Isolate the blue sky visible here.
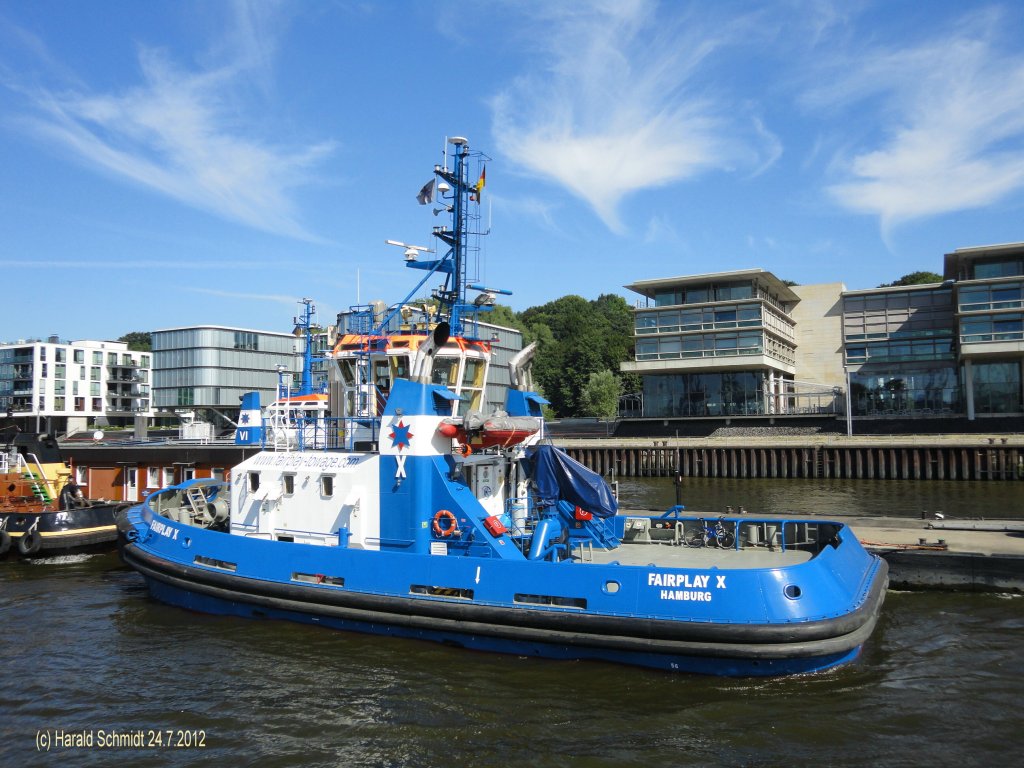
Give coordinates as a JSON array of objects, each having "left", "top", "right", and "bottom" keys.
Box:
[{"left": 2, "top": 0, "right": 1023, "bottom": 342}]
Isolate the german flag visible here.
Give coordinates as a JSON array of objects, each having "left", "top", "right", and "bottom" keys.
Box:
[{"left": 472, "top": 166, "right": 486, "bottom": 203}]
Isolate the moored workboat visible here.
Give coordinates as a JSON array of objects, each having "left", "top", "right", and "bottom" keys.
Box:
[
  {"left": 118, "top": 137, "right": 887, "bottom": 675},
  {"left": 1, "top": 431, "right": 122, "bottom": 558}
]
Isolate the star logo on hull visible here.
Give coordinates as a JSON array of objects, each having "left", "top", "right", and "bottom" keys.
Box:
[{"left": 389, "top": 420, "right": 414, "bottom": 451}]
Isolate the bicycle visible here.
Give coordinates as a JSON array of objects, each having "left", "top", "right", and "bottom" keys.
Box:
[{"left": 686, "top": 516, "right": 736, "bottom": 548}]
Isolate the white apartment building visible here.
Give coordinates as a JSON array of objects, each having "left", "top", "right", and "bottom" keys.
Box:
[{"left": 0, "top": 337, "right": 152, "bottom": 434}]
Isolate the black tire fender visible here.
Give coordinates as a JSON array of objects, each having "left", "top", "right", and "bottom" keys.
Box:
[{"left": 18, "top": 529, "right": 42, "bottom": 556}]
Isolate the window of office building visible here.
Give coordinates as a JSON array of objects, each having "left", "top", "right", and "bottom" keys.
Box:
[
  {"left": 849, "top": 367, "right": 960, "bottom": 416},
  {"left": 642, "top": 371, "right": 767, "bottom": 417},
  {"left": 652, "top": 281, "right": 756, "bottom": 308},
  {"left": 960, "top": 313, "right": 1024, "bottom": 343},
  {"left": 970, "top": 361, "right": 1022, "bottom": 414},
  {"left": 233, "top": 331, "right": 258, "bottom": 351},
  {"left": 972, "top": 257, "right": 1024, "bottom": 279},
  {"left": 959, "top": 282, "right": 1024, "bottom": 312}
]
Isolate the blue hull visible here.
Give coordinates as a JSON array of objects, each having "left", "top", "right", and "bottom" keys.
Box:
[
  {"left": 120, "top": 504, "right": 886, "bottom": 677},
  {"left": 140, "top": 562, "right": 863, "bottom": 677}
]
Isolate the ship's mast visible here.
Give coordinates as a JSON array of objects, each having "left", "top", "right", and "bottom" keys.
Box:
[
  {"left": 294, "top": 298, "right": 318, "bottom": 397},
  {"left": 430, "top": 137, "right": 484, "bottom": 338}
]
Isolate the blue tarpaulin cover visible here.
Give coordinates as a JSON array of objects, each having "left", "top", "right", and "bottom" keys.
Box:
[{"left": 525, "top": 445, "right": 618, "bottom": 519}]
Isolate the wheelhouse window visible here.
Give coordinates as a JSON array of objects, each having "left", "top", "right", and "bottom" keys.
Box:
[{"left": 431, "top": 358, "right": 458, "bottom": 387}]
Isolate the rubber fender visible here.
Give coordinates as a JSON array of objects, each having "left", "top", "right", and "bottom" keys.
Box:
[
  {"left": 18, "top": 530, "right": 42, "bottom": 556},
  {"left": 0, "top": 530, "right": 10, "bottom": 556}
]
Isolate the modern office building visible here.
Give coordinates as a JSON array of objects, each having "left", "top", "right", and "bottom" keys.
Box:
[
  {"left": 0, "top": 337, "right": 152, "bottom": 434},
  {"left": 842, "top": 242, "right": 1024, "bottom": 420},
  {"left": 621, "top": 270, "right": 843, "bottom": 419},
  {"left": 944, "top": 242, "right": 1024, "bottom": 417},
  {"left": 622, "top": 242, "right": 1024, "bottom": 427},
  {"left": 841, "top": 283, "right": 959, "bottom": 417},
  {"left": 150, "top": 326, "right": 302, "bottom": 427}
]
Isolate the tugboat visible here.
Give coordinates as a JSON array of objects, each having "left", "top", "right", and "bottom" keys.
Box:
[
  {"left": 1, "top": 428, "right": 123, "bottom": 558},
  {"left": 118, "top": 137, "right": 887, "bottom": 676}
]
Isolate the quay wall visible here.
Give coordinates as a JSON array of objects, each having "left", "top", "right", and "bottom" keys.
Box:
[{"left": 555, "top": 436, "right": 1024, "bottom": 481}]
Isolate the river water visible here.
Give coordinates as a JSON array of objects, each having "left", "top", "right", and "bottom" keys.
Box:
[
  {"left": 615, "top": 475, "right": 1024, "bottom": 520},
  {"left": 3, "top": 479, "right": 1022, "bottom": 767}
]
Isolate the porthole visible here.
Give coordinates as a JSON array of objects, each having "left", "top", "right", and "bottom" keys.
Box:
[{"left": 784, "top": 584, "right": 802, "bottom": 600}]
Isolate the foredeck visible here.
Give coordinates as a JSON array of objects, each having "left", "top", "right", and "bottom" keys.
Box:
[{"left": 582, "top": 542, "right": 814, "bottom": 569}]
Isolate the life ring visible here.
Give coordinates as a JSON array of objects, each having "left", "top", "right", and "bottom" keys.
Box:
[
  {"left": 18, "top": 529, "right": 42, "bottom": 556},
  {"left": 0, "top": 530, "right": 10, "bottom": 556},
  {"left": 432, "top": 509, "right": 459, "bottom": 538}
]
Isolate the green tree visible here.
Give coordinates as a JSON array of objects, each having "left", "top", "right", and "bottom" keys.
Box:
[
  {"left": 485, "top": 304, "right": 530, "bottom": 336},
  {"left": 514, "top": 293, "right": 639, "bottom": 417},
  {"left": 580, "top": 370, "right": 622, "bottom": 418},
  {"left": 877, "top": 271, "right": 942, "bottom": 288},
  {"left": 118, "top": 331, "right": 152, "bottom": 351}
]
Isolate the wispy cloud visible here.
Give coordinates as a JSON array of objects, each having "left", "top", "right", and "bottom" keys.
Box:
[
  {"left": 6, "top": 1, "right": 334, "bottom": 242},
  {"left": 490, "top": 0, "right": 772, "bottom": 233},
  {"left": 491, "top": 193, "right": 563, "bottom": 234},
  {"left": 0, "top": 259, "right": 283, "bottom": 270},
  {"left": 187, "top": 287, "right": 302, "bottom": 306},
  {"left": 643, "top": 215, "right": 682, "bottom": 245},
  {"left": 817, "top": 8, "right": 1024, "bottom": 230}
]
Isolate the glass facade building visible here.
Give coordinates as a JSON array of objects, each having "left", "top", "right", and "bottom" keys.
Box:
[
  {"left": 151, "top": 326, "right": 300, "bottom": 415},
  {"left": 625, "top": 242, "right": 1024, "bottom": 424},
  {"left": 621, "top": 270, "right": 831, "bottom": 419},
  {"left": 945, "top": 243, "right": 1024, "bottom": 416},
  {"left": 842, "top": 285, "right": 960, "bottom": 416}
]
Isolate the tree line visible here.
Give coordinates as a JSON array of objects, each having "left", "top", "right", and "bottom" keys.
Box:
[{"left": 489, "top": 295, "right": 636, "bottom": 419}]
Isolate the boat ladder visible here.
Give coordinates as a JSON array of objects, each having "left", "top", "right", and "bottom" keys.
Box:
[
  {"left": 22, "top": 472, "right": 53, "bottom": 503},
  {"left": 184, "top": 486, "right": 209, "bottom": 518}
]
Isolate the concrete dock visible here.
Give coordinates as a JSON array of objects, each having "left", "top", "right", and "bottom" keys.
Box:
[
  {"left": 845, "top": 515, "right": 1024, "bottom": 593},
  {"left": 622, "top": 510, "right": 1024, "bottom": 593}
]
